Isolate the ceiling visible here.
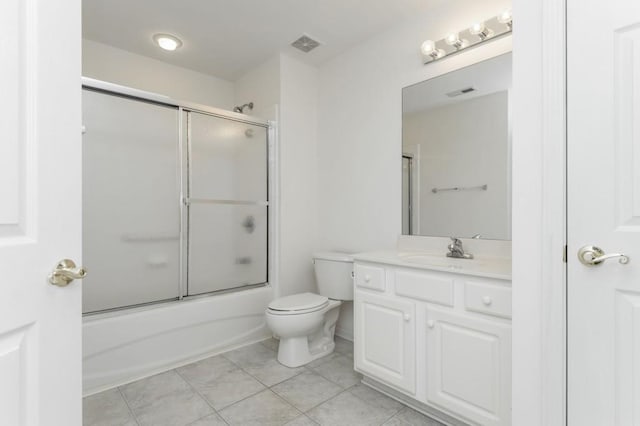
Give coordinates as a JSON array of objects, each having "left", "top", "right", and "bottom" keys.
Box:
[{"left": 83, "top": 0, "right": 440, "bottom": 81}]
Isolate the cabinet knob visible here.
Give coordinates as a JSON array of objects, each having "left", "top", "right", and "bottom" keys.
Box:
[
  {"left": 482, "top": 296, "right": 493, "bottom": 306},
  {"left": 427, "top": 320, "right": 435, "bottom": 329},
  {"left": 364, "top": 275, "right": 371, "bottom": 283},
  {"left": 404, "top": 313, "right": 411, "bottom": 322}
]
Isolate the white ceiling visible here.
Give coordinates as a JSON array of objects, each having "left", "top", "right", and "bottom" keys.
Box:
[{"left": 82, "top": 0, "right": 441, "bottom": 81}]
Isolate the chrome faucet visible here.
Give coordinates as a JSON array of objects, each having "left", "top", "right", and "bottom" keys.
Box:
[{"left": 447, "top": 237, "right": 474, "bottom": 259}]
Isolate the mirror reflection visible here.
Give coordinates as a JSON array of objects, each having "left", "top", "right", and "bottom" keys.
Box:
[{"left": 402, "top": 53, "right": 512, "bottom": 240}]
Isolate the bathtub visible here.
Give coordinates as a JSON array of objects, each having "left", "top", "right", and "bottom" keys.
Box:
[{"left": 82, "top": 285, "right": 273, "bottom": 396}]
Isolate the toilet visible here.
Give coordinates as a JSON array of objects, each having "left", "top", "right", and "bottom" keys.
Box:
[{"left": 265, "top": 252, "right": 353, "bottom": 367}]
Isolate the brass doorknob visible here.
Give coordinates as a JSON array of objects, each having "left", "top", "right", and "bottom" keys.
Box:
[{"left": 48, "top": 259, "right": 87, "bottom": 286}]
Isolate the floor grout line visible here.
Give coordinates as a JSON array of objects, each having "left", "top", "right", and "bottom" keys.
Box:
[
  {"left": 116, "top": 386, "right": 142, "bottom": 426},
  {"left": 173, "top": 368, "right": 230, "bottom": 425}
]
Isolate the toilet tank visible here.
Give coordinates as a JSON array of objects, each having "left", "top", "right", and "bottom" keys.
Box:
[{"left": 313, "top": 252, "right": 354, "bottom": 301}]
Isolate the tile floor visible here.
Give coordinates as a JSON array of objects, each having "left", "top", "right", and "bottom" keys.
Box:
[{"left": 83, "top": 337, "right": 444, "bottom": 426}]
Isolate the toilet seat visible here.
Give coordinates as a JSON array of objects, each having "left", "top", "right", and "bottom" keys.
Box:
[{"left": 268, "top": 292, "right": 328, "bottom": 315}]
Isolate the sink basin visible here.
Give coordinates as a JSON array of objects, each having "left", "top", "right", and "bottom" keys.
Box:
[{"left": 397, "top": 253, "right": 483, "bottom": 269}]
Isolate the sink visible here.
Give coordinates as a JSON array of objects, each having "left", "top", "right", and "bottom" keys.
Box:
[{"left": 397, "top": 253, "right": 483, "bottom": 269}]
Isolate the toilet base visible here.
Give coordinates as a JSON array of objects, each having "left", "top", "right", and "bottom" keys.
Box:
[
  {"left": 274, "top": 301, "right": 342, "bottom": 367},
  {"left": 277, "top": 337, "right": 336, "bottom": 368}
]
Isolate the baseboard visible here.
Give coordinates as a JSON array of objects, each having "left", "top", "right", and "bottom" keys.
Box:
[{"left": 335, "top": 326, "right": 353, "bottom": 341}]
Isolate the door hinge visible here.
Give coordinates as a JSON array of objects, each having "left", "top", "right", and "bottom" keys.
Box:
[{"left": 562, "top": 244, "right": 568, "bottom": 263}]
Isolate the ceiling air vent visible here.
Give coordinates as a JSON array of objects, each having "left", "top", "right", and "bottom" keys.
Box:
[
  {"left": 446, "top": 87, "right": 476, "bottom": 97},
  {"left": 291, "top": 35, "right": 320, "bottom": 53}
]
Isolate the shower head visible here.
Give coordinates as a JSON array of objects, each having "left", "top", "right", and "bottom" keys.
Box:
[{"left": 233, "top": 102, "right": 254, "bottom": 114}]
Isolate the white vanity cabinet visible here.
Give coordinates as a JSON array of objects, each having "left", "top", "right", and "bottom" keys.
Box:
[{"left": 353, "top": 260, "right": 512, "bottom": 426}]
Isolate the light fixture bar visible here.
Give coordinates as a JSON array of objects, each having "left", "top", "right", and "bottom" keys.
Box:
[{"left": 421, "top": 12, "right": 512, "bottom": 65}]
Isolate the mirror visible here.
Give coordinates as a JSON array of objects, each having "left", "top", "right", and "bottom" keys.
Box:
[{"left": 402, "top": 53, "right": 511, "bottom": 240}]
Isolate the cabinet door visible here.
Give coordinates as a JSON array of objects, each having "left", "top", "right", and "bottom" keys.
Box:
[
  {"left": 426, "top": 308, "right": 511, "bottom": 426},
  {"left": 354, "top": 291, "right": 416, "bottom": 394}
]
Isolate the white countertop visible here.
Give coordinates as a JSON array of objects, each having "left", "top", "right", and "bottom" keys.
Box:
[{"left": 353, "top": 250, "right": 512, "bottom": 281}]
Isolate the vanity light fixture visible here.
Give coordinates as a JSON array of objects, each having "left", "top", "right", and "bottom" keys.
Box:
[
  {"left": 153, "top": 33, "right": 183, "bottom": 51},
  {"left": 421, "top": 9, "right": 512, "bottom": 65}
]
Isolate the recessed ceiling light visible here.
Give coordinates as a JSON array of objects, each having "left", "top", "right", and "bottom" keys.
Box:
[{"left": 153, "top": 34, "right": 182, "bottom": 51}]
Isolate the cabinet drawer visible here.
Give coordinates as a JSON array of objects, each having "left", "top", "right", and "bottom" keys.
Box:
[
  {"left": 394, "top": 269, "right": 454, "bottom": 307},
  {"left": 464, "top": 280, "right": 512, "bottom": 318},
  {"left": 354, "top": 264, "right": 386, "bottom": 291}
]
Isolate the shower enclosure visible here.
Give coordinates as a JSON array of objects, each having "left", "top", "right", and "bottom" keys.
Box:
[
  {"left": 82, "top": 81, "right": 270, "bottom": 313},
  {"left": 82, "top": 79, "right": 275, "bottom": 394}
]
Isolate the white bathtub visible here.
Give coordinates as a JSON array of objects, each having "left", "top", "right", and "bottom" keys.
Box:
[{"left": 82, "top": 285, "right": 273, "bottom": 396}]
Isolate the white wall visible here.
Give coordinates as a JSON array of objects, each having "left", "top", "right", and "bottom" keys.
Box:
[
  {"left": 277, "top": 54, "right": 319, "bottom": 297},
  {"left": 403, "top": 91, "right": 510, "bottom": 239},
  {"left": 83, "top": 39, "right": 235, "bottom": 109},
  {"left": 317, "top": 0, "right": 511, "bottom": 338},
  {"left": 234, "top": 56, "right": 280, "bottom": 120}
]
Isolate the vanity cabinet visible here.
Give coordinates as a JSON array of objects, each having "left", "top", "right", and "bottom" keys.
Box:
[{"left": 353, "top": 260, "right": 512, "bottom": 426}]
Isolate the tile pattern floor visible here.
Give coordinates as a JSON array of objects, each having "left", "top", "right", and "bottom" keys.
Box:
[{"left": 83, "top": 337, "right": 445, "bottom": 426}]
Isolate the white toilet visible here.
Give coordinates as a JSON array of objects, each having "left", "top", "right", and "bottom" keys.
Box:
[{"left": 265, "top": 252, "right": 353, "bottom": 367}]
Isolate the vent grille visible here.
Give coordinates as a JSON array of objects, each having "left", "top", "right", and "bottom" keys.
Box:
[
  {"left": 446, "top": 87, "right": 476, "bottom": 97},
  {"left": 291, "top": 35, "right": 320, "bottom": 53}
]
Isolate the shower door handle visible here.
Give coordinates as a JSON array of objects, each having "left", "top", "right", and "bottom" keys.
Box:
[{"left": 48, "top": 259, "right": 88, "bottom": 287}]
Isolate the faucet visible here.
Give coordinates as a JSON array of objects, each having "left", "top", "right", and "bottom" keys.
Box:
[{"left": 447, "top": 237, "right": 474, "bottom": 259}]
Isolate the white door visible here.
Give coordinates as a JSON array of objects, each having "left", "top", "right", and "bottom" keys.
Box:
[
  {"left": 0, "top": 0, "right": 82, "bottom": 425},
  {"left": 568, "top": 0, "right": 640, "bottom": 424}
]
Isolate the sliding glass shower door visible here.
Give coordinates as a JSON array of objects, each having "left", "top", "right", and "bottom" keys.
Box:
[
  {"left": 82, "top": 89, "right": 181, "bottom": 313},
  {"left": 187, "top": 112, "right": 268, "bottom": 295},
  {"left": 82, "top": 84, "right": 270, "bottom": 314}
]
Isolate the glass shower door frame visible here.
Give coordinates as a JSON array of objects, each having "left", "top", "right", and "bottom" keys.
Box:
[
  {"left": 81, "top": 77, "right": 274, "bottom": 312},
  {"left": 180, "top": 107, "right": 273, "bottom": 298}
]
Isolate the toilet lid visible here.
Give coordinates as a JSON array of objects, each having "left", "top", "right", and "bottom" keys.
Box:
[{"left": 268, "top": 292, "right": 328, "bottom": 312}]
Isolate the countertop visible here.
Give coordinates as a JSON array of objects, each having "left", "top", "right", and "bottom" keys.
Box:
[{"left": 352, "top": 250, "right": 512, "bottom": 281}]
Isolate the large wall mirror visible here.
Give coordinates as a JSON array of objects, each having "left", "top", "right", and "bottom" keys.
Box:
[{"left": 402, "top": 52, "right": 512, "bottom": 240}]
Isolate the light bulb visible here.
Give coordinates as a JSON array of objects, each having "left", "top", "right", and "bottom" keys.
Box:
[
  {"left": 153, "top": 34, "right": 183, "bottom": 51},
  {"left": 445, "top": 33, "right": 460, "bottom": 46},
  {"left": 469, "top": 22, "right": 486, "bottom": 35},
  {"left": 469, "top": 22, "right": 494, "bottom": 40},
  {"left": 498, "top": 9, "right": 513, "bottom": 26},
  {"left": 421, "top": 40, "right": 436, "bottom": 55},
  {"left": 421, "top": 40, "right": 445, "bottom": 60},
  {"left": 445, "top": 33, "right": 467, "bottom": 50}
]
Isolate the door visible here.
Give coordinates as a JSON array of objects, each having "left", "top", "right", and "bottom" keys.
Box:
[
  {"left": 425, "top": 308, "right": 511, "bottom": 426},
  {"left": 0, "top": 0, "right": 82, "bottom": 425},
  {"left": 82, "top": 89, "right": 181, "bottom": 313},
  {"left": 568, "top": 0, "right": 640, "bottom": 423},
  {"left": 354, "top": 291, "right": 416, "bottom": 394},
  {"left": 187, "top": 111, "right": 269, "bottom": 295}
]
